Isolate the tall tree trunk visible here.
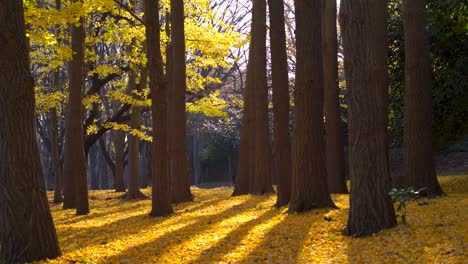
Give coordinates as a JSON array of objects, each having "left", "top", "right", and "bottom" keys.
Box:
[
  {"left": 0, "top": 0, "right": 61, "bottom": 261},
  {"left": 145, "top": 0, "right": 174, "bottom": 217},
  {"left": 268, "top": 0, "right": 291, "bottom": 206},
  {"left": 114, "top": 131, "right": 126, "bottom": 192},
  {"left": 62, "top": 0, "right": 89, "bottom": 215},
  {"left": 170, "top": 0, "right": 193, "bottom": 203},
  {"left": 252, "top": 0, "right": 274, "bottom": 195},
  {"left": 323, "top": 0, "right": 348, "bottom": 194},
  {"left": 51, "top": 107, "right": 63, "bottom": 203},
  {"left": 340, "top": 0, "right": 397, "bottom": 236},
  {"left": 125, "top": 68, "right": 147, "bottom": 199},
  {"left": 52, "top": 0, "right": 64, "bottom": 203},
  {"left": 232, "top": 49, "right": 254, "bottom": 196},
  {"left": 288, "top": 0, "right": 335, "bottom": 213},
  {"left": 402, "top": 0, "right": 444, "bottom": 197}
]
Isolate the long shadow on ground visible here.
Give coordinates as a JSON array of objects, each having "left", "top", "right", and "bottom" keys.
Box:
[{"left": 102, "top": 196, "right": 262, "bottom": 263}]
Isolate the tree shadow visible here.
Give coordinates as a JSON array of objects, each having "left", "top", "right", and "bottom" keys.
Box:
[
  {"left": 241, "top": 212, "right": 315, "bottom": 263},
  {"left": 195, "top": 182, "right": 233, "bottom": 189},
  {"left": 102, "top": 196, "right": 262, "bottom": 263},
  {"left": 344, "top": 227, "right": 425, "bottom": 263},
  {"left": 53, "top": 202, "right": 144, "bottom": 225},
  {"left": 191, "top": 208, "right": 279, "bottom": 263},
  {"left": 57, "top": 196, "right": 232, "bottom": 254}
]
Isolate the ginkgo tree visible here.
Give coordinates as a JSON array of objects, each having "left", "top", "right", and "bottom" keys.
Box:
[{"left": 26, "top": 0, "right": 243, "bottom": 142}]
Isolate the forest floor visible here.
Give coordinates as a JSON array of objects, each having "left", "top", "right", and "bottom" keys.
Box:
[{"left": 40, "top": 175, "right": 467, "bottom": 264}]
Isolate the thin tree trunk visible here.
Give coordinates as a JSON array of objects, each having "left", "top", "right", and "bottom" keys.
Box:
[
  {"left": 51, "top": 108, "right": 63, "bottom": 203},
  {"left": 288, "top": 0, "right": 336, "bottom": 213},
  {"left": 51, "top": 0, "right": 64, "bottom": 204},
  {"left": 323, "top": 0, "right": 348, "bottom": 194},
  {"left": 402, "top": 0, "right": 444, "bottom": 197},
  {"left": 0, "top": 0, "right": 61, "bottom": 261},
  {"left": 170, "top": 0, "right": 193, "bottom": 203},
  {"left": 63, "top": 0, "right": 89, "bottom": 215},
  {"left": 252, "top": 0, "right": 274, "bottom": 195},
  {"left": 114, "top": 131, "right": 126, "bottom": 192},
  {"left": 125, "top": 67, "right": 147, "bottom": 199},
  {"left": 268, "top": 0, "right": 291, "bottom": 206},
  {"left": 89, "top": 145, "right": 99, "bottom": 190},
  {"left": 145, "top": 0, "right": 174, "bottom": 217},
  {"left": 340, "top": 0, "right": 397, "bottom": 236}
]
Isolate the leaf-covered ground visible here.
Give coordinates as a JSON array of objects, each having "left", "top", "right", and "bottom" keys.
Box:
[{"left": 40, "top": 175, "right": 467, "bottom": 263}]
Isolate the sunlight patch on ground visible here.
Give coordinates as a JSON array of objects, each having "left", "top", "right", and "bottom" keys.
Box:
[{"left": 39, "top": 175, "right": 467, "bottom": 263}]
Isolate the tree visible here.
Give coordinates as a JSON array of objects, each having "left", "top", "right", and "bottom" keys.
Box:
[
  {"left": 232, "top": 18, "right": 256, "bottom": 196},
  {"left": 387, "top": 0, "right": 467, "bottom": 146},
  {"left": 252, "top": 0, "right": 274, "bottom": 195},
  {"left": 323, "top": 0, "right": 347, "bottom": 194},
  {"left": 402, "top": 0, "right": 444, "bottom": 197},
  {"left": 145, "top": 0, "right": 174, "bottom": 217},
  {"left": 232, "top": 55, "right": 254, "bottom": 196},
  {"left": 0, "top": 0, "right": 61, "bottom": 261},
  {"left": 114, "top": 131, "right": 126, "bottom": 192},
  {"left": 62, "top": 0, "right": 89, "bottom": 215},
  {"left": 170, "top": 0, "right": 193, "bottom": 203},
  {"left": 125, "top": 67, "right": 147, "bottom": 199},
  {"left": 340, "top": 0, "right": 397, "bottom": 236},
  {"left": 288, "top": 0, "right": 335, "bottom": 213},
  {"left": 268, "top": 0, "right": 291, "bottom": 206},
  {"left": 52, "top": 0, "right": 64, "bottom": 204},
  {"left": 51, "top": 107, "right": 64, "bottom": 203}
]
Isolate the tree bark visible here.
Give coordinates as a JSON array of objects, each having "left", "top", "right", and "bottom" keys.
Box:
[
  {"left": 323, "top": 0, "right": 348, "bottom": 194},
  {"left": 252, "top": 0, "right": 274, "bottom": 195},
  {"left": 288, "top": 0, "right": 336, "bottom": 213},
  {"left": 340, "top": 0, "right": 397, "bottom": 236},
  {"left": 268, "top": 0, "right": 291, "bottom": 206},
  {"left": 170, "top": 0, "right": 193, "bottom": 203},
  {"left": 52, "top": 0, "right": 64, "bottom": 203},
  {"left": 51, "top": 106, "right": 64, "bottom": 203},
  {"left": 145, "top": 0, "right": 174, "bottom": 217},
  {"left": 62, "top": 0, "right": 89, "bottom": 215},
  {"left": 114, "top": 131, "right": 126, "bottom": 192},
  {"left": 402, "top": 0, "right": 444, "bottom": 197},
  {"left": 0, "top": 0, "right": 61, "bottom": 261},
  {"left": 232, "top": 49, "right": 254, "bottom": 196},
  {"left": 125, "top": 68, "right": 147, "bottom": 199}
]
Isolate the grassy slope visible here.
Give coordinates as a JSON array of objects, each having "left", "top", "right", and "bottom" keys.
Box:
[{"left": 40, "top": 175, "right": 467, "bottom": 263}]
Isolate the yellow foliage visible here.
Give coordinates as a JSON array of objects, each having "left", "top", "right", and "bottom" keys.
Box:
[
  {"left": 186, "top": 90, "right": 228, "bottom": 119},
  {"left": 35, "top": 88, "right": 66, "bottom": 114},
  {"left": 39, "top": 175, "right": 467, "bottom": 263},
  {"left": 102, "top": 122, "right": 152, "bottom": 142}
]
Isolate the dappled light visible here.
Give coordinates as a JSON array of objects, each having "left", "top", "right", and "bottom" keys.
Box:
[{"left": 38, "top": 175, "right": 467, "bottom": 263}]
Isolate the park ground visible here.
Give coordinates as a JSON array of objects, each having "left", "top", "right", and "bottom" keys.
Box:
[{"left": 39, "top": 175, "right": 467, "bottom": 263}]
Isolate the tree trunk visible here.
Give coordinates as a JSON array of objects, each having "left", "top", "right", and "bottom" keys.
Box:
[
  {"left": 145, "top": 0, "right": 174, "bottom": 217},
  {"left": 89, "top": 145, "right": 99, "bottom": 190},
  {"left": 170, "top": 0, "right": 193, "bottom": 203},
  {"left": 0, "top": 0, "right": 61, "bottom": 261},
  {"left": 51, "top": 105, "right": 64, "bottom": 203},
  {"left": 252, "top": 0, "right": 274, "bottom": 195},
  {"left": 323, "top": 0, "right": 348, "bottom": 194},
  {"left": 62, "top": 0, "right": 89, "bottom": 215},
  {"left": 232, "top": 50, "right": 254, "bottom": 196},
  {"left": 114, "top": 131, "right": 126, "bottom": 192},
  {"left": 125, "top": 68, "right": 147, "bottom": 199},
  {"left": 340, "top": 0, "right": 397, "bottom": 236},
  {"left": 52, "top": 0, "right": 63, "bottom": 203},
  {"left": 288, "top": 0, "right": 336, "bottom": 213},
  {"left": 402, "top": 0, "right": 444, "bottom": 197},
  {"left": 268, "top": 0, "right": 291, "bottom": 206}
]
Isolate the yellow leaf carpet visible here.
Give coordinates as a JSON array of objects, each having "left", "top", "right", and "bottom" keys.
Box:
[{"left": 39, "top": 175, "right": 467, "bottom": 263}]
